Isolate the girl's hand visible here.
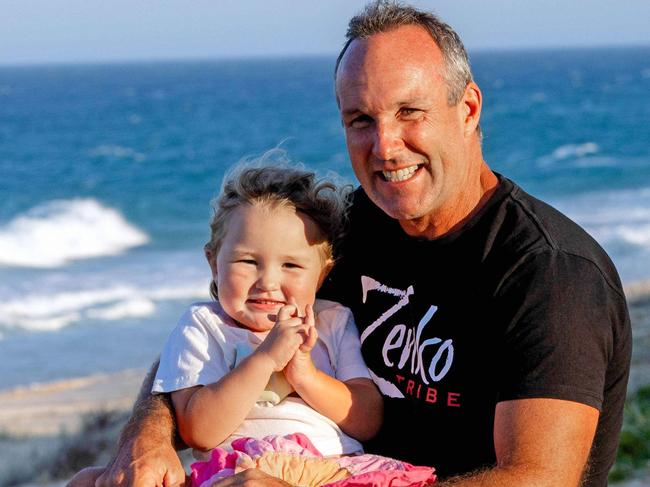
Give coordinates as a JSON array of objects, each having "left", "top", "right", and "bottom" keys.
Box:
[
  {"left": 255, "top": 303, "right": 310, "bottom": 372},
  {"left": 284, "top": 303, "right": 319, "bottom": 388}
]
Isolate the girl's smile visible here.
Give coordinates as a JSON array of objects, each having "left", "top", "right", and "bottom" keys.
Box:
[{"left": 207, "top": 202, "right": 330, "bottom": 332}]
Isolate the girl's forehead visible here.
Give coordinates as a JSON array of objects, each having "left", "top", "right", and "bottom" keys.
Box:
[{"left": 228, "top": 203, "right": 320, "bottom": 242}]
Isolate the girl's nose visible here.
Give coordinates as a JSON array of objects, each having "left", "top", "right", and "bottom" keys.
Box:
[{"left": 256, "top": 268, "right": 280, "bottom": 291}]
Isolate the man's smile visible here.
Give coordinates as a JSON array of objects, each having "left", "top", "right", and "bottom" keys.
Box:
[{"left": 381, "top": 164, "right": 423, "bottom": 183}]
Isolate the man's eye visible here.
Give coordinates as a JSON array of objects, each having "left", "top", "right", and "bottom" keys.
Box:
[
  {"left": 401, "top": 108, "right": 420, "bottom": 118},
  {"left": 349, "top": 115, "right": 372, "bottom": 129}
]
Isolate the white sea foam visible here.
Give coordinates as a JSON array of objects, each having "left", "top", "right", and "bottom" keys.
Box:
[
  {"left": 0, "top": 199, "right": 149, "bottom": 268},
  {"left": 537, "top": 142, "right": 601, "bottom": 167},
  {"left": 552, "top": 142, "right": 599, "bottom": 160},
  {"left": 8, "top": 312, "right": 83, "bottom": 332},
  {"left": 0, "top": 280, "right": 208, "bottom": 332},
  {"left": 86, "top": 298, "right": 156, "bottom": 321},
  {"left": 553, "top": 187, "right": 650, "bottom": 283},
  {"left": 555, "top": 187, "right": 650, "bottom": 249},
  {"left": 89, "top": 145, "right": 146, "bottom": 162}
]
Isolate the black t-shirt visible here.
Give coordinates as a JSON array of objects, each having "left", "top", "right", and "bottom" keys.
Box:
[{"left": 320, "top": 175, "right": 632, "bottom": 485}]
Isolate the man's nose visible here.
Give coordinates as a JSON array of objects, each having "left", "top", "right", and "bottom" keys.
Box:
[{"left": 372, "top": 120, "right": 403, "bottom": 162}]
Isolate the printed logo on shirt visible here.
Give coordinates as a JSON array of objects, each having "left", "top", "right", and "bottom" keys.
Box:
[{"left": 360, "top": 275, "right": 461, "bottom": 408}]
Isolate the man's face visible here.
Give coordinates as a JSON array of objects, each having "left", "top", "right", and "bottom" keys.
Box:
[{"left": 336, "top": 25, "right": 480, "bottom": 231}]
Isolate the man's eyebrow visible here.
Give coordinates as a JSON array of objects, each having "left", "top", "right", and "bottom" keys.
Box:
[
  {"left": 397, "top": 97, "right": 426, "bottom": 106},
  {"left": 341, "top": 99, "right": 426, "bottom": 117},
  {"left": 341, "top": 107, "right": 362, "bottom": 117}
]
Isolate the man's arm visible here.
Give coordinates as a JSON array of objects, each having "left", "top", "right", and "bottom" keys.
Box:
[
  {"left": 438, "top": 398, "right": 599, "bottom": 487},
  {"left": 96, "top": 360, "right": 187, "bottom": 487}
]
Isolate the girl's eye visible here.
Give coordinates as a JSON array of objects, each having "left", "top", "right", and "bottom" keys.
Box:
[
  {"left": 283, "top": 262, "right": 302, "bottom": 269},
  {"left": 237, "top": 259, "right": 256, "bottom": 265}
]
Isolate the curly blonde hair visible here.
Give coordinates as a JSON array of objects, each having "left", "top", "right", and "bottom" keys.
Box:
[{"left": 206, "top": 152, "right": 352, "bottom": 300}]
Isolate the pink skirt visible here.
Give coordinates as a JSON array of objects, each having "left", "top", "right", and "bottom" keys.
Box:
[{"left": 191, "top": 433, "right": 435, "bottom": 487}]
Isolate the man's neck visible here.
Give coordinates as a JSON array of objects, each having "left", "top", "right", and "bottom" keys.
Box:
[{"left": 398, "top": 162, "right": 499, "bottom": 240}]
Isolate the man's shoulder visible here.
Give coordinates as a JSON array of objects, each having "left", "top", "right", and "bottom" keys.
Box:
[{"left": 501, "top": 180, "right": 620, "bottom": 281}]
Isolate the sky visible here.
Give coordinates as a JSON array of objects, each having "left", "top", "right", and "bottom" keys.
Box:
[{"left": 2, "top": 0, "right": 650, "bottom": 65}]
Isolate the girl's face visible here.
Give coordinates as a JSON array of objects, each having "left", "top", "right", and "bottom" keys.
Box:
[{"left": 206, "top": 202, "right": 330, "bottom": 332}]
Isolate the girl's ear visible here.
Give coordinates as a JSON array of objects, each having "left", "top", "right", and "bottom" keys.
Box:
[
  {"left": 317, "top": 259, "right": 335, "bottom": 289},
  {"left": 204, "top": 246, "right": 218, "bottom": 278}
]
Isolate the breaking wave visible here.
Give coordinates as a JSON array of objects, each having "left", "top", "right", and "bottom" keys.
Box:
[
  {"left": 0, "top": 282, "right": 207, "bottom": 332},
  {"left": 0, "top": 199, "right": 149, "bottom": 268},
  {"left": 537, "top": 142, "right": 604, "bottom": 167},
  {"left": 557, "top": 187, "right": 650, "bottom": 249}
]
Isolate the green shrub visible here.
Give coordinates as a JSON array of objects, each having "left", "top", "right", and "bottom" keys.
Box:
[{"left": 610, "top": 385, "right": 650, "bottom": 482}]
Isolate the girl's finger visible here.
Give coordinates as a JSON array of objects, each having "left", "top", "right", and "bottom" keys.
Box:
[
  {"left": 277, "top": 304, "right": 297, "bottom": 322},
  {"left": 288, "top": 297, "right": 304, "bottom": 318},
  {"left": 304, "top": 303, "right": 315, "bottom": 327}
]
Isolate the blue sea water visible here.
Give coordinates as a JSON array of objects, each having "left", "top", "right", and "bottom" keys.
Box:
[{"left": 1, "top": 47, "right": 649, "bottom": 389}]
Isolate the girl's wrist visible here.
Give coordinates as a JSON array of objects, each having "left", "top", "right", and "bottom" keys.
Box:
[
  {"left": 248, "top": 349, "right": 279, "bottom": 375},
  {"left": 286, "top": 358, "right": 318, "bottom": 391}
]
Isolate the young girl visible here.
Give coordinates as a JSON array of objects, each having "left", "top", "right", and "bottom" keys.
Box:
[{"left": 153, "top": 161, "right": 435, "bottom": 486}]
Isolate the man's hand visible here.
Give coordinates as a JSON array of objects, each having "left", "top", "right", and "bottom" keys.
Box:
[
  {"left": 96, "top": 436, "right": 186, "bottom": 487},
  {"left": 94, "top": 361, "right": 187, "bottom": 487},
  {"left": 210, "top": 469, "right": 290, "bottom": 487}
]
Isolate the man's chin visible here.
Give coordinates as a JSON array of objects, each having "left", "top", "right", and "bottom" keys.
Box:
[
  {"left": 365, "top": 185, "right": 430, "bottom": 220},
  {"left": 372, "top": 197, "right": 426, "bottom": 222}
]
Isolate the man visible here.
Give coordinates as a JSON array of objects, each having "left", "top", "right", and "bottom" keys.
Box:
[{"left": 74, "top": 1, "right": 631, "bottom": 486}]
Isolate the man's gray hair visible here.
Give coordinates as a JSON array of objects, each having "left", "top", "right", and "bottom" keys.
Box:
[{"left": 335, "top": 0, "right": 474, "bottom": 106}]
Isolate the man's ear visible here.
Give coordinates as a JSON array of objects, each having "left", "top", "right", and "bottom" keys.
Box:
[
  {"left": 204, "top": 246, "right": 218, "bottom": 279},
  {"left": 461, "top": 81, "right": 482, "bottom": 137}
]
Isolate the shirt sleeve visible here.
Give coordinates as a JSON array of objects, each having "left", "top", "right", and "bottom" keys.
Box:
[
  {"left": 318, "top": 304, "right": 372, "bottom": 382},
  {"left": 493, "top": 250, "right": 624, "bottom": 411},
  {"left": 152, "top": 304, "right": 232, "bottom": 393}
]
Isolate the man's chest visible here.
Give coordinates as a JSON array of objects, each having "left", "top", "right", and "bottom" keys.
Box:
[{"left": 347, "top": 264, "right": 503, "bottom": 415}]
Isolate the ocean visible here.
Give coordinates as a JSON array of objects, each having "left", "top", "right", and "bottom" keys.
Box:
[{"left": 1, "top": 47, "right": 649, "bottom": 390}]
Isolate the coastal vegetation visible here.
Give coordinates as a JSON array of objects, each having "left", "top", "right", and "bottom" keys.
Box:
[{"left": 610, "top": 385, "right": 650, "bottom": 482}]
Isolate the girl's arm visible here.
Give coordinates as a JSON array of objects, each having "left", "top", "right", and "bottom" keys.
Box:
[
  {"left": 171, "top": 352, "right": 275, "bottom": 451},
  {"left": 284, "top": 305, "right": 383, "bottom": 442},
  {"left": 172, "top": 315, "right": 311, "bottom": 451},
  {"left": 291, "top": 365, "right": 383, "bottom": 441}
]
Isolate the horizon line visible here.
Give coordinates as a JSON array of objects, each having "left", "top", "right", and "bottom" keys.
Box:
[{"left": 1, "top": 43, "right": 649, "bottom": 69}]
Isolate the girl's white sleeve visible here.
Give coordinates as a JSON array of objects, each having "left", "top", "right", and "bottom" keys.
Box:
[
  {"left": 152, "top": 303, "right": 231, "bottom": 393},
  {"left": 318, "top": 302, "right": 371, "bottom": 382}
]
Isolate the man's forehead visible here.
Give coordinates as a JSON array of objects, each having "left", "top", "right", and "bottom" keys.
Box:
[
  {"left": 335, "top": 25, "right": 447, "bottom": 107},
  {"left": 338, "top": 27, "right": 444, "bottom": 77}
]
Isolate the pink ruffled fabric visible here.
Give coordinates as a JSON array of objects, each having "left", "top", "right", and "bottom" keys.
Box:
[{"left": 191, "top": 433, "right": 435, "bottom": 487}]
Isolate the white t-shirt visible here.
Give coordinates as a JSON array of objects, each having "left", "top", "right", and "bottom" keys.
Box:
[{"left": 153, "top": 299, "right": 370, "bottom": 456}]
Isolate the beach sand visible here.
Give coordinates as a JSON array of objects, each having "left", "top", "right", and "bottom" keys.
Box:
[
  {"left": 0, "top": 369, "right": 144, "bottom": 437},
  {"left": 2, "top": 286, "right": 650, "bottom": 485},
  {"left": 0, "top": 369, "right": 145, "bottom": 486}
]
